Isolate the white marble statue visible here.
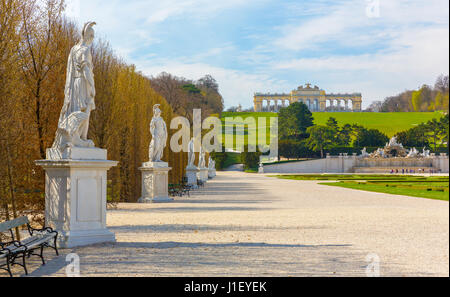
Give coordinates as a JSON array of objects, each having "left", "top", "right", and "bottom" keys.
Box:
[
  {"left": 198, "top": 146, "right": 206, "bottom": 168},
  {"left": 422, "top": 147, "right": 431, "bottom": 158},
  {"left": 407, "top": 147, "right": 419, "bottom": 158},
  {"left": 371, "top": 148, "right": 385, "bottom": 158},
  {"left": 188, "top": 138, "right": 196, "bottom": 167},
  {"left": 149, "top": 104, "right": 167, "bottom": 162},
  {"left": 50, "top": 22, "right": 97, "bottom": 157},
  {"left": 388, "top": 136, "right": 398, "bottom": 147},
  {"left": 361, "top": 147, "right": 369, "bottom": 158},
  {"left": 258, "top": 163, "right": 264, "bottom": 174}
]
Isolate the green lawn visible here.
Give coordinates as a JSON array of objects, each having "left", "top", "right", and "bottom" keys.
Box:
[
  {"left": 273, "top": 175, "right": 449, "bottom": 201},
  {"left": 313, "top": 112, "right": 444, "bottom": 137}
]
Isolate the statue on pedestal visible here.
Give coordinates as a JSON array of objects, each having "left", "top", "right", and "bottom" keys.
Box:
[
  {"left": 36, "top": 22, "right": 119, "bottom": 248},
  {"left": 258, "top": 163, "right": 264, "bottom": 174},
  {"left": 139, "top": 104, "right": 171, "bottom": 203},
  {"left": 198, "top": 146, "right": 206, "bottom": 168},
  {"left": 149, "top": 104, "right": 167, "bottom": 163},
  {"left": 50, "top": 22, "right": 97, "bottom": 158}
]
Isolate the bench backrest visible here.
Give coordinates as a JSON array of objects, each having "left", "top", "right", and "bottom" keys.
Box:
[{"left": 0, "top": 216, "right": 29, "bottom": 233}]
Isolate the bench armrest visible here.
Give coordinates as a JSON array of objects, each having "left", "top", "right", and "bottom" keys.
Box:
[
  {"left": 0, "top": 240, "right": 27, "bottom": 253},
  {"left": 0, "top": 246, "right": 11, "bottom": 255},
  {"left": 27, "top": 225, "right": 57, "bottom": 236},
  {"left": 0, "top": 240, "right": 21, "bottom": 248}
]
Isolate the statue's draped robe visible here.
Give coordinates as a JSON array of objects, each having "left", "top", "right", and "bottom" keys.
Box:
[
  {"left": 188, "top": 140, "right": 195, "bottom": 166},
  {"left": 149, "top": 117, "right": 167, "bottom": 162},
  {"left": 52, "top": 44, "right": 95, "bottom": 151}
]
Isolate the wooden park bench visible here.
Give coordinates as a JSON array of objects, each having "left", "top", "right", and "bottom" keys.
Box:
[{"left": 0, "top": 216, "right": 58, "bottom": 277}]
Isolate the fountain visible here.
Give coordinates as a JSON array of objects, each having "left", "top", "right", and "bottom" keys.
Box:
[{"left": 354, "top": 137, "right": 446, "bottom": 173}]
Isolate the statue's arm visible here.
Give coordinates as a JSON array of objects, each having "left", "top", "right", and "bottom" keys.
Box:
[{"left": 150, "top": 119, "right": 156, "bottom": 138}]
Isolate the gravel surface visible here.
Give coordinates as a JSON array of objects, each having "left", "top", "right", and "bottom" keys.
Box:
[{"left": 10, "top": 172, "right": 448, "bottom": 277}]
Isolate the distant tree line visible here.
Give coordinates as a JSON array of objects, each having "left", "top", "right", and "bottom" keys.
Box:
[
  {"left": 150, "top": 72, "right": 224, "bottom": 122},
  {"left": 374, "top": 75, "right": 449, "bottom": 112},
  {"left": 396, "top": 115, "right": 449, "bottom": 151}
]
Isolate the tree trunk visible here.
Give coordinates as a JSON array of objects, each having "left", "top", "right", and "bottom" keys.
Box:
[
  {"left": 35, "top": 80, "right": 46, "bottom": 159},
  {"left": 5, "top": 140, "right": 20, "bottom": 241}
]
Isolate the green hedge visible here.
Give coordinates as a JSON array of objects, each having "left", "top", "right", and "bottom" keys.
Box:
[
  {"left": 241, "top": 151, "right": 262, "bottom": 170},
  {"left": 210, "top": 152, "right": 241, "bottom": 170}
]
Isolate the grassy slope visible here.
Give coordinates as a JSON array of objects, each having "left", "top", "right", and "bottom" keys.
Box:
[
  {"left": 221, "top": 111, "right": 444, "bottom": 137},
  {"left": 313, "top": 112, "right": 444, "bottom": 137}
]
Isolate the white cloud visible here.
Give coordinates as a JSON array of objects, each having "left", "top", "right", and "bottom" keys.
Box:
[{"left": 273, "top": 0, "right": 449, "bottom": 51}]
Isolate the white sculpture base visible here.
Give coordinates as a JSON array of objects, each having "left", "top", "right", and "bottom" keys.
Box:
[
  {"left": 198, "top": 167, "right": 209, "bottom": 183},
  {"left": 208, "top": 169, "right": 215, "bottom": 179},
  {"left": 258, "top": 166, "right": 264, "bottom": 174},
  {"left": 138, "top": 162, "right": 173, "bottom": 203},
  {"left": 36, "top": 148, "right": 118, "bottom": 249},
  {"left": 46, "top": 147, "right": 106, "bottom": 160},
  {"left": 186, "top": 166, "right": 199, "bottom": 189}
]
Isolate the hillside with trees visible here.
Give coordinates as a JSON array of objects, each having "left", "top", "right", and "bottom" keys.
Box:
[
  {"left": 378, "top": 75, "right": 449, "bottom": 112},
  {"left": 150, "top": 72, "right": 224, "bottom": 122}
]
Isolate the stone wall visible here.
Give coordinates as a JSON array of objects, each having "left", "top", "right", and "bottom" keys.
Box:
[{"left": 263, "top": 154, "right": 449, "bottom": 174}]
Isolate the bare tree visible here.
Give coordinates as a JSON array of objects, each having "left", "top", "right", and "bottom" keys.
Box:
[{"left": 435, "top": 74, "right": 449, "bottom": 94}]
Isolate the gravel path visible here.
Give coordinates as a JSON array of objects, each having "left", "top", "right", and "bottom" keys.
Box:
[{"left": 13, "top": 172, "right": 449, "bottom": 277}]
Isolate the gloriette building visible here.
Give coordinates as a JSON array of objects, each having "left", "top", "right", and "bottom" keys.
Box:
[{"left": 253, "top": 83, "right": 362, "bottom": 112}]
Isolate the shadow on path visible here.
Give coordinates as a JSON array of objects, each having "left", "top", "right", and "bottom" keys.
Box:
[{"left": 26, "top": 241, "right": 373, "bottom": 277}]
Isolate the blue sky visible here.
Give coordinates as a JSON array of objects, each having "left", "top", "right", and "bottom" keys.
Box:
[{"left": 66, "top": 0, "right": 449, "bottom": 109}]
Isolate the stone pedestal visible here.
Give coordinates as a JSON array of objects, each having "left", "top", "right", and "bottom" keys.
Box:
[
  {"left": 198, "top": 167, "right": 209, "bottom": 182},
  {"left": 186, "top": 165, "right": 199, "bottom": 188},
  {"left": 138, "top": 162, "right": 173, "bottom": 203},
  {"left": 35, "top": 148, "right": 118, "bottom": 249},
  {"left": 208, "top": 168, "right": 215, "bottom": 179}
]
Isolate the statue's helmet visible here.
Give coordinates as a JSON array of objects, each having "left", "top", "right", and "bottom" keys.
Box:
[
  {"left": 153, "top": 104, "right": 161, "bottom": 114},
  {"left": 81, "top": 21, "right": 96, "bottom": 44}
]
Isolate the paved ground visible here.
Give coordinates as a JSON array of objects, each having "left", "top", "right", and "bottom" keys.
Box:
[{"left": 8, "top": 171, "right": 449, "bottom": 277}]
